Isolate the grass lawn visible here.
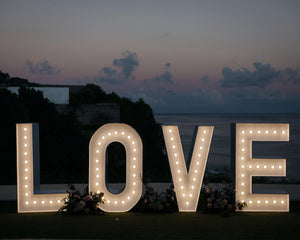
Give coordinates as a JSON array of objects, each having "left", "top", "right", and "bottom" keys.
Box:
[{"left": 0, "top": 201, "right": 299, "bottom": 239}]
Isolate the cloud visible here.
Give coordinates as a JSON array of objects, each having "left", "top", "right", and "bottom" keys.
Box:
[
  {"left": 219, "top": 62, "right": 280, "bottom": 88},
  {"left": 96, "top": 51, "right": 139, "bottom": 84},
  {"left": 26, "top": 60, "right": 60, "bottom": 75},
  {"left": 144, "top": 62, "right": 174, "bottom": 85},
  {"left": 200, "top": 75, "right": 209, "bottom": 83},
  {"left": 164, "top": 62, "right": 171, "bottom": 69}
]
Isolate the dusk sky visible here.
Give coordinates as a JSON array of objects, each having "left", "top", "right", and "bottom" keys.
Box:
[{"left": 1, "top": 0, "right": 300, "bottom": 113}]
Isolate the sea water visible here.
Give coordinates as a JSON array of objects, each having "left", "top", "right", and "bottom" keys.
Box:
[{"left": 155, "top": 114, "right": 300, "bottom": 181}]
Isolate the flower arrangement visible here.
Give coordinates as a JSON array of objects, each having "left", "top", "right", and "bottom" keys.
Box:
[
  {"left": 59, "top": 184, "right": 105, "bottom": 214},
  {"left": 198, "top": 182, "right": 247, "bottom": 216},
  {"left": 134, "top": 182, "right": 178, "bottom": 213}
]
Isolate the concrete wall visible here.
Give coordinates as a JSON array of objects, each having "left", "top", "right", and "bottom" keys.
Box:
[{"left": 7, "top": 87, "right": 69, "bottom": 104}]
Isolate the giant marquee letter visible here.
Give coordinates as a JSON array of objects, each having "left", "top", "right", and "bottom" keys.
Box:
[
  {"left": 162, "top": 126, "right": 214, "bottom": 212},
  {"left": 16, "top": 123, "right": 67, "bottom": 213},
  {"left": 89, "top": 123, "right": 142, "bottom": 212},
  {"left": 235, "top": 123, "right": 289, "bottom": 212}
]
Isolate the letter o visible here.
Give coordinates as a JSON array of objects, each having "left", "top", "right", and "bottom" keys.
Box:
[{"left": 89, "top": 123, "right": 142, "bottom": 212}]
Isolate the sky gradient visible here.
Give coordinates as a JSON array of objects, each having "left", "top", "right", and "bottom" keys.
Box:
[{"left": 1, "top": 0, "right": 300, "bottom": 113}]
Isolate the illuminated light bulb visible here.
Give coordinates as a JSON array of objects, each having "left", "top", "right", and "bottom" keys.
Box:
[
  {"left": 133, "top": 148, "right": 136, "bottom": 152},
  {"left": 96, "top": 182, "right": 99, "bottom": 186},
  {"left": 279, "top": 165, "right": 282, "bottom": 169},
  {"left": 182, "top": 194, "right": 185, "bottom": 197},
  {"left": 133, "top": 157, "right": 136, "bottom": 160},
  {"left": 195, "top": 170, "right": 198, "bottom": 173},
  {"left": 133, "top": 165, "right": 136, "bottom": 169},
  {"left": 96, "top": 175, "right": 99, "bottom": 178},
  {"left": 180, "top": 186, "right": 184, "bottom": 189},
  {"left": 25, "top": 193, "right": 28, "bottom": 196},
  {"left": 266, "top": 130, "right": 269, "bottom": 134},
  {"left": 26, "top": 201, "right": 28, "bottom": 205},
  {"left": 25, "top": 176, "right": 28, "bottom": 180},
  {"left": 179, "top": 178, "right": 182, "bottom": 181},
  {"left": 241, "top": 192, "right": 244, "bottom": 195},
  {"left": 24, "top": 152, "right": 28, "bottom": 156},
  {"left": 114, "top": 201, "right": 117, "bottom": 204},
  {"left": 102, "top": 136, "right": 105, "bottom": 139},
  {"left": 171, "top": 137, "right": 174, "bottom": 141},
  {"left": 24, "top": 160, "right": 28, "bottom": 164},
  {"left": 25, "top": 169, "right": 29, "bottom": 173},
  {"left": 133, "top": 174, "right": 136, "bottom": 177},
  {"left": 242, "top": 130, "right": 245, "bottom": 134},
  {"left": 96, "top": 159, "right": 99, "bottom": 163},
  {"left": 197, "top": 154, "right": 201, "bottom": 157},
  {"left": 249, "top": 200, "right": 252, "bottom": 204},
  {"left": 58, "top": 200, "right": 61, "bottom": 203},
  {"left": 191, "top": 186, "right": 194, "bottom": 189},
  {"left": 271, "top": 166, "right": 274, "bottom": 169},
  {"left": 24, "top": 128, "right": 27, "bottom": 131},
  {"left": 241, "top": 165, "right": 245, "bottom": 168},
  {"left": 172, "top": 145, "right": 175, "bottom": 149},
  {"left": 127, "top": 196, "right": 130, "bottom": 200},
  {"left": 258, "top": 130, "right": 261, "bottom": 134},
  {"left": 200, "top": 146, "right": 203, "bottom": 150},
  {"left": 96, "top": 168, "right": 99, "bottom": 171},
  {"left": 122, "top": 132, "right": 125, "bottom": 135},
  {"left": 169, "top": 129, "right": 172, "bottom": 133},
  {"left": 115, "top": 131, "right": 118, "bottom": 134},
  {"left": 203, "top": 130, "right": 206, "bottom": 134},
  {"left": 281, "top": 200, "right": 284, "bottom": 204},
  {"left": 33, "top": 201, "right": 36, "bottom": 204},
  {"left": 196, "top": 162, "right": 200, "bottom": 165},
  {"left": 107, "top": 200, "right": 110, "bottom": 203},
  {"left": 189, "top": 194, "right": 192, "bottom": 197},
  {"left": 241, "top": 174, "right": 244, "bottom": 177},
  {"left": 42, "top": 201, "right": 45, "bottom": 204},
  {"left": 241, "top": 200, "right": 244, "bottom": 203},
  {"left": 264, "top": 165, "right": 267, "bottom": 168},
  {"left": 50, "top": 201, "right": 53, "bottom": 204},
  {"left": 174, "top": 153, "right": 178, "bottom": 157},
  {"left": 96, "top": 150, "right": 99, "bottom": 153},
  {"left": 133, "top": 182, "right": 136, "bottom": 185},
  {"left": 257, "top": 200, "right": 261, "bottom": 203},
  {"left": 193, "top": 178, "right": 196, "bottom": 181},
  {"left": 242, "top": 148, "right": 245, "bottom": 152},
  {"left": 201, "top": 138, "right": 205, "bottom": 142},
  {"left": 241, "top": 157, "right": 244, "bottom": 160},
  {"left": 241, "top": 139, "right": 245, "bottom": 143},
  {"left": 97, "top": 191, "right": 100, "bottom": 194},
  {"left": 176, "top": 161, "right": 179, "bottom": 165},
  {"left": 24, "top": 136, "right": 27, "bottom": 139},
  {"left": 122, "top": 201, "right": 125, "bottom": 204},
  {"left": 128, "top": 136, "right": 131, "bottom": 139},
  {"left": 256, "top": 165, "right": 259, "bottom": 168},
  {"left": 108, "top": 132, "right": 111, "bottom": 136},
  {"left": 273, "top": 200, "right": 276, "bottom": 204},
  {"left": 177, "top": 170, "right": 181, "bottom": 173},
  {"left": 265, "top": 200, "right": 268, "bottom": 204},
  {"left": 249, "top": 165, "right": 252, "bottom": 169},
  {"left": 241, "top": 183, "right": 244, "bottom": 186},
  {"left": 98, "top": 142, "right": 101, "bottom": 146},
  {"left": 186, "top": 202, "right": 189, "bottom": 205},
  {"left": 132, "top": 141, "right": 135, "bottom": 145},
  {"left": 273, "top": 130, "right": 276, "bottom": 134},
  {"left": 132, "top": 191, "right": 135, "bottom": 194},
  {"left": 250, "top": 130, "right": 253, "bottom": 134},
  {"left": 282, "top": 131, "right": 285, "bottom": 134},
  {"left": 24, "top": 144, "right": 28, "bottom": 147}
]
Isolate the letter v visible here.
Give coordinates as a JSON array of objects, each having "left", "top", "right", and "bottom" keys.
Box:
[{"left": 162, "top": 126, "right": 214, "bottom": 212}]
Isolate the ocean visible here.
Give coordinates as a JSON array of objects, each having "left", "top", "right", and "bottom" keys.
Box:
[{"left": 154, "top": 114, "right": 300, "bottom": 181}]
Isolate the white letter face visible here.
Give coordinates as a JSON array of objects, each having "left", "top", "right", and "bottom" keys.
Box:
[
  {"left": 16, "top": 124, "right": 67, "bottom": 213},
  {"left": 89, "top": 123, "right": 142, "bottom": 212},
  {"left": 235, "top": 123, "right": 289, "bottom": 212},
  {"left": 163, "top": 126, "right": 214, "bottom": 212}
]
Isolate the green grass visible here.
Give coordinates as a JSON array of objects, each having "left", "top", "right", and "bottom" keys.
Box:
[{"left": 0, "top": 201, "right": 300, "bottom": 239}]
